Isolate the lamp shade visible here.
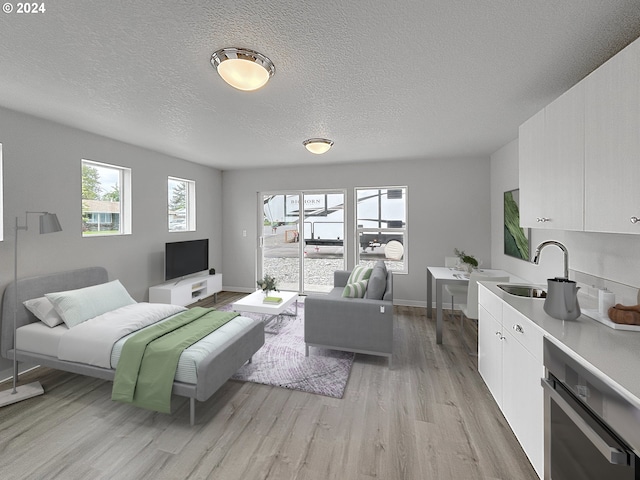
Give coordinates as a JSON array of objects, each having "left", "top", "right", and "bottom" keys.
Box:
[
  {"left": 211, "top": 48, "right": 275, "bottom": 91},
  {"left": 303, "top": 138, "right": 334, "bottom": 154},
  {"left": 39, "top": 213, "right": 62, "bottom": 234}
]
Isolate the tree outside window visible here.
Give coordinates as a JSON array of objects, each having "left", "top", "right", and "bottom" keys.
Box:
[
  {"left": 82, "top": 160, "right": 131, "bottom": 236},
  {"left": 168, "top": 177, "right": 195, "bottom": 232}
]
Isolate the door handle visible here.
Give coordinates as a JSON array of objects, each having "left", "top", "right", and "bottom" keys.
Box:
[{"left": 541, "top": 378, "right": 630, "bottom": 465}]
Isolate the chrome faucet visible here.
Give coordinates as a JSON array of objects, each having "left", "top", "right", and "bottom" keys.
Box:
[{"left": 532, "top": 240, "right": 569, "bottom": 279}]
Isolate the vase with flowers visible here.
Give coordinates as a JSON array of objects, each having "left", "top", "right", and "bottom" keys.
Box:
[
  {"left": 454, "top": 248, "right": 479, "bottom": 273},
  {"left": 257, "top": 274, "right": 279, "bottom": 298}
]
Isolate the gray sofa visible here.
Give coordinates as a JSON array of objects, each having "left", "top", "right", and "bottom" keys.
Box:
[{"left": 304, "top": 266, "right": 394, "bottom": 367}]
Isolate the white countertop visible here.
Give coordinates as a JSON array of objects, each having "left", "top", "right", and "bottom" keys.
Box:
[{"left": 481, "top": 281, "right": 640, "bottom": 409}]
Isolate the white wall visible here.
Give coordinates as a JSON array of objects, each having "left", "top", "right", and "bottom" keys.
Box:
[
  {"left": 0, "top": 106, "right": 222, "bottom": 376},
  {"left": 222, "top": 157, "right": 492, "bottom": 306},
  {"left": 491, "top": 138, "right": 640, "bottom": 304}
]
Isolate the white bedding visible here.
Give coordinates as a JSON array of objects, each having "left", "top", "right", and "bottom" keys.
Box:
[
  {"left": 110, "top": 314, "right": 257, "bottom": 384},
  {"left": 16, "top": 322, "right": 66, "bottom": 358},
  {"left": 16, "top": 304, "right": 256, "bottom": 385},
  {"left": 58, "top": 303, "right": 186, "bottom": 368}
]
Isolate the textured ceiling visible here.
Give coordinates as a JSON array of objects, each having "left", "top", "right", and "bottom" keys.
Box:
[{"left": 0, "top": 1, "right": 639, "bottom": 170}]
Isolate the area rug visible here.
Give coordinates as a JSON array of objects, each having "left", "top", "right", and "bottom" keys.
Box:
[{"left": 220, "top": 301, "right": 354, "bottom": 398}]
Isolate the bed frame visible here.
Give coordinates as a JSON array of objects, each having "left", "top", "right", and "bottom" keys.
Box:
[{"left": 0, "top": 266, "right": 264, "bottom": 425}]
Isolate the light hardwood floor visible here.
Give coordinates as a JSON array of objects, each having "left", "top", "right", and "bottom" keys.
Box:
[{"left": 0, "top": 293, "right": 538, "bottom": 480}]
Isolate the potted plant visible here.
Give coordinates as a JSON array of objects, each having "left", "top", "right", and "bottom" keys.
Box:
[
  {"left": 454, "top": 248, "right": 479, "bottom": 273},
  {"left": 257, "top": 274, "right": 279, "bottom": 297}
]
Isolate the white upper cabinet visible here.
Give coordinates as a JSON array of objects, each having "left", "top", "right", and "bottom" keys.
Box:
[
  {"left": 584, "top": 38, "right": 640, "bottom": 234},
  {"left": 519, "top": 108, "right": 546, "bottom": 228},
  {"left": 520, "top": 35, "right": 640, "bottom": 234},
  {"left": 519, "top": 82, "right": 584, "bottom": 231}
]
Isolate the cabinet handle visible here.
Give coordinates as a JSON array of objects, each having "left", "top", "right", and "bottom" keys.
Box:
[
  {"left": 513, "top": 324, "right": 524, "bottom": 334},
  {"left": 536, "top": 217, "right": 550, "bottom": 223},
  {"left": 541, "top": 379, "right": 630, "bottom": 465},
  {"left": 630, "top": 216, "right": 639, "bottom": 224},
  {"left": 495, "top": 331, "right": 505, "bottom": 340}
]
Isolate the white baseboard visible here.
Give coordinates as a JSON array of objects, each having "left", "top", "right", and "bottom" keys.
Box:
[
  {"left": 0, "top": 364, "right": 41, "bottom": 385},
  {"left": 393, "top": 298, "right": 427, "bottom": 308},
  {"left": 223, "top": 291, "right": 433, "bottom": 309},
  {"left": 223, "top": 286, "right": 254, "bottom": 294},
  {"left": 391, "top": 300, "right": 460, "bottom": 310}
]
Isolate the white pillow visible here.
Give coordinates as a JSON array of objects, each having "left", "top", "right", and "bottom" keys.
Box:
[
  {"left": 45, "top": 279, "right": 136, "bottom": 328},
  {"left": 23, "top": 296, "right": 64, "bottom": 327}
]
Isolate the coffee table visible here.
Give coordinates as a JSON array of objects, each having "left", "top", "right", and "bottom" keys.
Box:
[{"left": 232, "top": 290, "right": 299, "bottom": 326}]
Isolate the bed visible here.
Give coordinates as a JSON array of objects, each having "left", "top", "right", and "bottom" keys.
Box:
[{"left": 0, "top": 266, "right": 264, "bottom": 425}]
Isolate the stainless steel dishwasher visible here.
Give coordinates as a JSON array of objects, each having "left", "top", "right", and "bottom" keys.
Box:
[{"left": 542, "top": 338, "right": 640, "bottom": 479}]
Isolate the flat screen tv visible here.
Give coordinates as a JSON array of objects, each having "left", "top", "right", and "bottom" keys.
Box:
[{"left": 165, "top": 239, "right": 209, "bottom": 281}]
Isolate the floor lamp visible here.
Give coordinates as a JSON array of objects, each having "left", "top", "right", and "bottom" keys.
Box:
[{"left": 0, "top": 211, "right": 62, "bottom": 407}]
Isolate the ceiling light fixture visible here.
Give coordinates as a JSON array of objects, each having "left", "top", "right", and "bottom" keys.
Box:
[
  {"left": 303, "top": 138, "right": 334, "bottom": 154},
  {"left": 210, "top": 47, "right": 275, "bottom": 91}
]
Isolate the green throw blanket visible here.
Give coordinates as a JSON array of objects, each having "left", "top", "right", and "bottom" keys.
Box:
[{"left": 112, "top": 307, "right": 239, "bottom": 413}]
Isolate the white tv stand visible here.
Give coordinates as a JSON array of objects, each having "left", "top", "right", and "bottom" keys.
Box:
[{"left": 149, "top": 273, "right": 222, "bottom": 306}]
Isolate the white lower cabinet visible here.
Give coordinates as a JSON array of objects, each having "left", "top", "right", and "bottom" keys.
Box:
[
  {"left": 478, "top": 305, "right": 503, "bottom": 407},
  {"left": 478, "top": 286, "right": 544, "bottom": 478},
  {"left": 501, "top": 319, "right": 544, "bottom": 478}
]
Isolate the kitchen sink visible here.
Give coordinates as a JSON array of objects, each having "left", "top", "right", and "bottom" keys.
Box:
[{"left": 498, "top": 284, "right": 547, "bottom": 299}]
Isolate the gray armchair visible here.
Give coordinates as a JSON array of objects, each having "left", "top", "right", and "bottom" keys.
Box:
[{"left": 304, "top": 267, "right": 394, "bottom": 367}]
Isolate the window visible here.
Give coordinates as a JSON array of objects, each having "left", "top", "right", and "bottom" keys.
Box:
[
  {"left": 81, "top": 160, "right": 131, "bottom": 236},
  {"left": 168, "top": 176, "right": 196, "bottom": 232},
  {"left": 0, "top": 143, "right": 3, "bottom": 241},
  {"left": 356, "top": 186, "right": 407, "bottom": 273}
]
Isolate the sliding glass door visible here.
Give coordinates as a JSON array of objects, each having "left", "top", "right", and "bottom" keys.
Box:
[
  {"left": 260, "top": 191, "right": 345, "bottom": 293},
  {"left": 260, "top": 193, "right": 300, "bottom": 292},
  {"left": 302, "top": 192, "right": 345, "bottom": 292}
]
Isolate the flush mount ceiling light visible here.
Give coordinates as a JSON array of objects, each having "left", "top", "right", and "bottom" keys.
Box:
[
  {"left": 303, "top": 138, "right": 334, "bottom": 154},
  {"left": 210, "top": 47, "right": 275, "bottom": 91}
]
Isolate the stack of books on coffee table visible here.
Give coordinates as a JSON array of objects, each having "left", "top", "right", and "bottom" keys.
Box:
[{"left": 263, "top": 296, "right": 283, "bottom": 304}]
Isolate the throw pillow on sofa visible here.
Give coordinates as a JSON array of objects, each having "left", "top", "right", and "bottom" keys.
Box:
[
  {"left": 342, "top": 279, "right": 369, "bottom": 298},
  {"left": 347, "top": 265, "right": 372, "bottom": 284},
  {"left": 365, "top": 260, "right": 387, "bottom": 300}
]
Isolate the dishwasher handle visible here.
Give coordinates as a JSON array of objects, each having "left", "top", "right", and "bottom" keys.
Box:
[{"left": 542, "top": 377, "right": 630, "bottom": 466}]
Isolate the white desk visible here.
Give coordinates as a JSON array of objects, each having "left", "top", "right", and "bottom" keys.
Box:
[{"left": 426, "top": 267, "right": 513, "bottom": 345}]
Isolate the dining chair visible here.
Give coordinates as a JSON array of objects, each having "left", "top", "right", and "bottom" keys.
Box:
[
  {"left": 444, "top": 256, "right": 467, "bottom": 314},
  {"left": 459, "top": 272, "right": 509, "bottom": 355}
]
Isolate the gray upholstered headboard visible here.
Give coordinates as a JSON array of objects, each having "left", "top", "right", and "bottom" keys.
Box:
[{"left": 0, "top": 266, "right": 108, "bottom": 358}]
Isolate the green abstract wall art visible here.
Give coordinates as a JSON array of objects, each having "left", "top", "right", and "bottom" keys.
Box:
[{"left": 504, "top": 189, "right": 530, "bottom": 261}]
